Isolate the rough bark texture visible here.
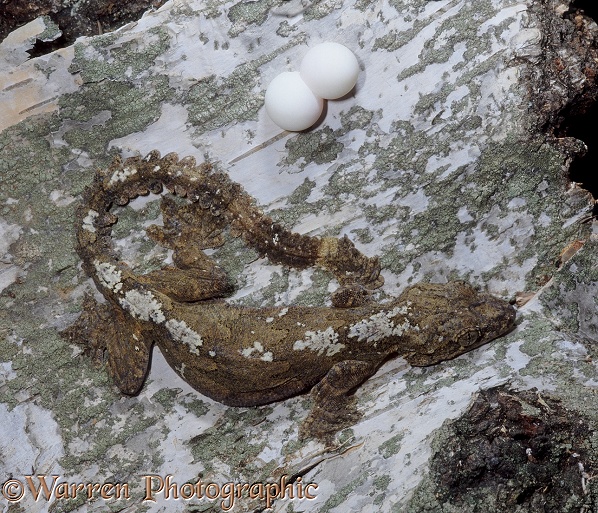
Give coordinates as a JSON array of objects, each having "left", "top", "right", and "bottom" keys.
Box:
[
  {"left": 0, "top": 0, "right": 168, "bottom": 51},
  {"left": 1, "top": 0, "right": 598, "bottom": 511}
]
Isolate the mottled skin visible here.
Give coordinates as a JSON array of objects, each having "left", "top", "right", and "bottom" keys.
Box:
[{"left": 63, "top": 151, "right": 516, "bottom": 438}]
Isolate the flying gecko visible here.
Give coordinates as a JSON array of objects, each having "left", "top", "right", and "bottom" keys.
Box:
[{"left": 63, "top": 151, "right": 516, "bottom": 439}]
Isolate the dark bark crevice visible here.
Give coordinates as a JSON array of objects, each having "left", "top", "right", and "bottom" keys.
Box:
[{"left": 1, "top": 0, "right": 168, "bottom": 55}]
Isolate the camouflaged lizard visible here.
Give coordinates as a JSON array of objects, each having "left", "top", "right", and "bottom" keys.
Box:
[{"left": 63, "top": 151, "right": 516, "bottom": 439}]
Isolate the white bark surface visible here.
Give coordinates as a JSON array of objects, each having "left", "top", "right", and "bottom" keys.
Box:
[{"left": 1, "top": 0, "right": 597, "bottom": 511}]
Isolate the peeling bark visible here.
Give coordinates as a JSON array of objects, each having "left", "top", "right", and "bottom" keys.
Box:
[{"left": 1, "top": 0, "right": 598, "bottom": 511}]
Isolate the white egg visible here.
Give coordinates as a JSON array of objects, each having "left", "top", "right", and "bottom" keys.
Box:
[
  {"left": 264, "top": 72, "right": 324, "bottom": 131},
  {"left": 300, "top": 42, "right": 360, "bottom": 100}
]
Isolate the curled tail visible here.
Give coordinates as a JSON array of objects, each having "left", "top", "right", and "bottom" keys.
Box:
[{"left": 77, "top": 150, "right": 383, "bottom": 291}]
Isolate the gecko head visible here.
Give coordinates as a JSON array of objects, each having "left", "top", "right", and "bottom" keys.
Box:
[{"left": 397, "top": 281, "right": 516, "bottom": 366}]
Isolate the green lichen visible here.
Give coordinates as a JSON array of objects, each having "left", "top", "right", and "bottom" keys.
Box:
[
  {"left": 234, "top": 259, "right": 333, "bottom": 308},
  {"left": 287, "top": 178, "right": 317, "bottom": 205},
  {"left": 53, "top": 26, "right": 175, "bottom": 158},
  {"left": 284, "top": 127, "right": 345, "bottom": 167},
  {"left": 59, "top": 75, "right": 172, "bottom": 158},
  {"left": 111, "top": 199, "right": 168, "bottom": 274},
  {"left": 188, "top": 407, "right": 274, "bottom": 476},
  {"left": 373, "top": 474, "right": 392, "bottom": 506},
  {"left": 185, "top": 70, "right": 263, "bottom": 132},
  {"left": 364, "top": 204, "right": 400, "bottom": 225},
  {"left": 0, "top": 26, "right": 188, "bottom": 501},
  {"left": 0, "top": 114, "right": 65, "bottom": 187},
  {"left": 283, "top": 106, "right": 374, "bottom": 172},
  {"left": 366, "top": 136, "right": 590, "bottom": 289},
  {"left": 1, "top": 1, "right": 596, "bottom": 510},
  {"left": 351, "top": 227, "right": 374, "bottom": 244},
  {"left": 540, "top": 240, "right": 598, "bottom": 337},
  {"left": 378, "top": 432, "right": 405, "bottom": 459},
  {"left": 292, "top": 268, "right": 334, "bottom": 306},
  {"left": 184, "top": 36, "right": 306, "bottom": 134},
  {"left": 0, "top": 117, "right": 84, "bottom": 295},
  {"left": 276, "top": 20, "right": 297, "bottom": 37},
  {"left": 318, "top": 476, "right": 367, "bottom": 512},
  {"left": 234, "top": 269, "right": 289, "bottom": 308},
  {"left": 152, "top": 389, "right": 210, "bottom": 417},
  {"left": 69, "top": 27, "right": 171, "bottom": 83},
  {"left": 398, "top": 0, "right": 495, "bottom": 83},
  {"left": 183, "top": 396, "right": 211, "bottom": 418},
  {"left": 374, "top": 474, "right": 391, "bottom": 491},
  {"left": 227, "top": 0, "right": 278, "bottom": 36},
  {"left": 339, "top": 105, "right": 374, "bottom": 131},
  {"left": 0, "top": 319, "right": 163, "bottom": 496},
  {"left": 38, "top": 15, "right": 62, "bottom": 41},
  {"left": 152, "top": 388, "right": 183, "bottom": 409},
  {"left": 211, "top": 236, "right": 258, "bottom": 296},
  {"left": 303, "top": 0, "right": 343, "bottom": 21}
]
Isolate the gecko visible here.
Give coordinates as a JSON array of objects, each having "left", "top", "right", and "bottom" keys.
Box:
[{"left": 62, "top": 151, "right": 516, "bottom": 439}]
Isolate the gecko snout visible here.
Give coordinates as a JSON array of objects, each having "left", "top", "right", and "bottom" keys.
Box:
[{"left": 468, "top": 293, "right": 517, "bottom": 343}]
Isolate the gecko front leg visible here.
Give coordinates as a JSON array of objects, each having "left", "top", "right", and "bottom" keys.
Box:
[{"left": 300, "top": 360, "right": 379, "bottom": 441}]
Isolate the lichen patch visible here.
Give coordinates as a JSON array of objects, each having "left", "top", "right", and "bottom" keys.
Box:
[
  {"left": 119, "top": 289, "right": 165, "bottom": 323},
  {"left": 293, "top": 327, "right": 345, "bottom": 356},
  {"left": 241, "top": 341, "right": 273, "bottom": 361},
  {"left": 93, "top": 260, "right": 123, "bottom": 292},
  {"left": 108, "top": 166, "right": 137, "bottom": 186},
  {"left": 165, "top": 318, "right": 203, "bottom": 354},
  {"left": 348, "top": 306, "right": 411, "bottom": 343},
  {"left": 82, "top": 209, "right": 99, "bottom": 232}
]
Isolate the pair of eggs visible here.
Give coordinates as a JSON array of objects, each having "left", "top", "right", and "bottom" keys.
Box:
[{"left": 265, "top": 42, "right": 360, "bottom": 132}]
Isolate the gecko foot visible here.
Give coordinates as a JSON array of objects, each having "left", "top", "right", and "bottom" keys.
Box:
[
  {"left": 299, "top": 360, "right": 378, "bottom": 441},
  {"left": 61, "top": 294, "right": 153, "bottom": 395},
  {"left": 146, "top": 195, "right": 228, "bottom": 255},
  {"left": 331, "top": 284, "right": 370, "bottom": 308},
  {"left": 61, "top": 294, "right": 112, "bottom": 362},
  {"left": 299, "top": 397, "right": 361, "bottom": 441}
]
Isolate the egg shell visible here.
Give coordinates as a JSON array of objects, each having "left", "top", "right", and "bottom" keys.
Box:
[
  {"left": 300, "top": 42, "right": 360, "bottom": 100},
  {"left": 264, "top": 71, "right": 324, "bottom": 131}
]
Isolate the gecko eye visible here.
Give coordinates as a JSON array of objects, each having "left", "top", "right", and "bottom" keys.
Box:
[{"left": 456, "top": 327, "right": 481, "bottom": 347}]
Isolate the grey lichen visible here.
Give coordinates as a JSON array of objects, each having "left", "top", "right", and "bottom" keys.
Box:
[
  {"left": 293, "top": 327, "right": 344, "bottom": 356},
  {"left": 59, "top": 76, "right": 172, "bottom": 157},
  {"left": 541, "top": 240, "right": 598, "bottom": 337},
  {"left": 227, "top": 0, "right": 279, "bottom": 36},
  {"left": 379, "top": 432, "right": 405, "bottom": 459},
  {"left": 1, "top": 0, "right": 597, "bottom": 510},
  {"left": 188, "top": 407, "right": 274, "bottom": 476},
  {"left": 185, "top": 70, "right": 264, "bottom": 132},
  {"left": 37, "top": 15, "right": 62, "bottom": 42},
  {"left": 69, "top": 27, "right": 171, "bottom": 82},
  {"left": 184, "top": 35, "right": 307, "bottom": 135},
  {"left": 284, "top": 127, "right": 345, "bottom": 168}
]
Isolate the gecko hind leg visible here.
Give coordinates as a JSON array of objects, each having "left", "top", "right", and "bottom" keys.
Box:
[
  {"left": 330, "top": 283, "right": 371, "bottom": 308},
  {"left": 146, "top": 195, "right": 228, "bottom": 256},
  {"left": 61, "top": 295, "right": 152, "bottom": 395},
  {"left": 142, "top": 196, "right": 235, "bottom": 301},
  {"left": 300, "top": 360, "right": 378, "bottom": 441}
]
